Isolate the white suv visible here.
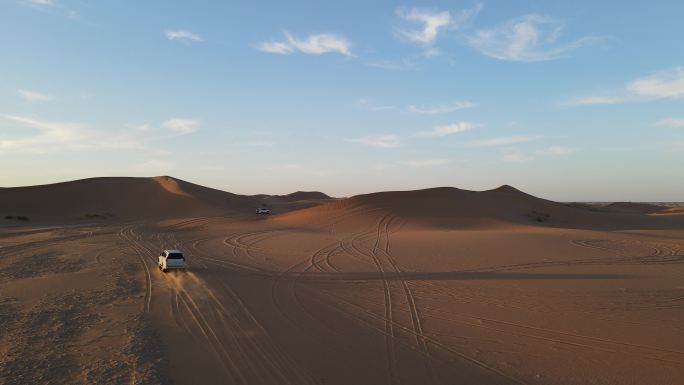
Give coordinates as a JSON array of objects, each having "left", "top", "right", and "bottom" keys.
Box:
[{"left": 158, "top": 250, "right": 186, "bottom": 272}]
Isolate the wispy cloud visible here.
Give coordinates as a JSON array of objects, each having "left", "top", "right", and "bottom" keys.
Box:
[
  {"left": 138, "top": 159, "right": 175, "bottom": 172},
  {"left": 1, "top": 115, "right": 144, "bottom": 153},
  {"left": 568, "top": 96, "right": 626, "bottom": 106},
  {"left": 268, "top": 163, "right": 333, "bottom": 177},
  {"left": 255, "top": 41, "right": 293, "bottom": 54},
  {"left": 256, "top": 31, "right": 352, "bottom": 56},
  {"left": 414, "top": 122, "right": 477, "bottom": 138},
  {"left": 161, "top": 118, "right": 200, "bottom": 135},
  {"left": 468, "top": 14, "right": 597, "bottom": 62},
  {"left": 468, "top": 136, "right": 536, "bottom": 147},
  {"left": 18, "top": 89, "right": 52, "bottom": 103},
  {"left": 367, "top": 59, "right": 416, "bottom": 71},
  {"left": 348, "top": 135, "right": 400, "bottom": 148},
  {"left": 165, "top": 30, "right": 203, "bottom": 42},
  {"left": 403, "top": 159, "right": 449, "bottom": 167},
  {"left": 654, "top": 118, "right": 684, "bottom": 128},
  {"left": 357, "top": 98, "right": 396, "bottom": 111},
  {"left": 501, "top": 150, "right": 534, "bottom": 163},
  {"left": 500, "top": 145, "right": 573, "bottom": 162},
  {"left": 1, "top": 114, "right": 204, "bottom": 154},
  {"left": 570, "top": 66, "right": 684, "bottom": 105},
  {"left": 407, "top": 101, "right": 476, "bottom": 114},
  {"left": 538, "top": 146, "right": 574, "bottom": 156},
  {"left": 28, "top": 0, "right": 55, "bottom": 6},
  {"left": 24, "top": 0, "right": 81, "bottom": 20},
  {"left": 243, "top": 140, "right": 275, "bottom": 147}
]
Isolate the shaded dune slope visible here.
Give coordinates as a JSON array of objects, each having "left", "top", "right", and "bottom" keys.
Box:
[
  {"left": 0, "top": 176, "right": 258, "bottom": 222},
  {"left": 603, "top": 202, "right": 668, "bottom": 214},
  {"left": 281, "top": 191, "right": 331, "bottom": 201}
]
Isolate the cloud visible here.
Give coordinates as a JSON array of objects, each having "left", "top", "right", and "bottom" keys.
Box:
[
  {"left": 18, "top": 89, "right": 52, "bottom": 103},
  {"left": 256, "top": 31, "right": 352, "bottom": 56},
  {"left": 570, "top": 67, "right": 684, "bottom": 105},
  {"left": 468, "top": 14, "right": 597, "bottom": 62},
  {"left": 3, "top": 115, "right": 83, "bottom": 143},
  {"left": 357, "top": 98, "right": 396, "bottom": 111},
  {"left": 1, "top": 115, "right": 202, "bottom": 154},
  {"left": 538, "top": 146, "right": 573, "bottom": 156},
  {"left": 28, "top": 0, "right": 54, "bottom": 5},
  {"left": 367, "top": 59, "right": 416, "bottom": 71},
  {"left": 139, "top": 159, "right": 175, "bottom": 172},
  {"left": 396, "top": 8, "right": 452, "bottom": 45},
  {"left": 24, "top": 0, "right": 81, "bottom": 20},
  {"left": 501, "top": 150, "right": 533, "bottom": 163},
  {"left": 414, "top": 122, "right": 477, "bottom": 138},
  {"left": 255, "top": 41, "right": 293, "bottom": 54},
  {"left": 348, "top": 135, "right": 400, "bottom": 148},
  {"left": 161, "top": 118, "right": 200, "bottom": 135},
  {"left": 268, "top": 163, "right": 333, "bottom": 177},
  {"left": 403, "top": 159, "right": 449, "bottom": 167},
  {"left": 654, "top": 118, "right": 684, "bottom": 128},
  {"left": 407, "top": 101, "right": 476, "bottom": 114},
  {"left": 499, "top": 146, "right": 573, "bottom": 162},
  {"left": 237, "top": 140, "right": 275, "bottom": 147},
  {"left": 626, "top": 67, "right": 684, "bottom": 99},
  {"left": 1, "top": 115, "right": 145, "bottom": 153},
  {"left": 165, "top": 30, "right": 202, "bottom": 42},
  {"left": 396, "top": 4, "right": 481, "bottom": 45},
  {"left": 568, "top": 96, "right": 625, "bottom": 106},
  {"left": 468, "top": 136, "right": 536, "bottom": 147}
]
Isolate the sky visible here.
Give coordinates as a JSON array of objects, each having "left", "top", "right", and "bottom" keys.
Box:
[{"left": 1, "top": 0, "right": 683, "bottom": 201}]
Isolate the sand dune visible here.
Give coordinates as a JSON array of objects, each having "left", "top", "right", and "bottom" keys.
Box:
[
  {"left": 277, "top": 185, "right": 684, "bottom": 231},
  {"left": 280, "top": 191, "right": 332, "bottom": 201},
  {"left": 0, "top": 176, "right": 258, "bottom": 222}
]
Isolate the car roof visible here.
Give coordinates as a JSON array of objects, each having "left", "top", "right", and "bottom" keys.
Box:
[{"left": 164, "top": 249, "right": 183, "bottom": 254}]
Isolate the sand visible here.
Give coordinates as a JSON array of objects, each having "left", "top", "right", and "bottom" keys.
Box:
[{"left": 1, "top": 177, "right": 683, "bottom": 384}]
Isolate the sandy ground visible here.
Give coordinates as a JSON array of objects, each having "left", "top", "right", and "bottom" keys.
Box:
[{"left": 2, "top": 211, "right": 684, "bottom": 385}]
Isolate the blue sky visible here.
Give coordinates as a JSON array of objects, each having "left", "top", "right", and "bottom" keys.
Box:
[{"left": 1, "top": 0, "right": 683, "bottom": 201}]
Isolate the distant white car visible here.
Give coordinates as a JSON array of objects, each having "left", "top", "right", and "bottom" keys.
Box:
[
  {"left": 158, "top": 250, "right": 186, "bottom": 272},
  {"left": 255, "top": 208, "right": 270, "bottom": 215}
]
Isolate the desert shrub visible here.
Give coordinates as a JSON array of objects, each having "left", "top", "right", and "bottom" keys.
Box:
[
  {"left": 4, "top": 215, "right": 29, "bottom": 221},
  {"left": 84, "top": 213, "right": 113, "bottom": 219},
  {"left": 526, "top": 210, "right": 550, "bottom": 223}
]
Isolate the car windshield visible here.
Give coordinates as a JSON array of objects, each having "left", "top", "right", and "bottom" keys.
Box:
[{"left": 167, "top": 253, "right": 184, "bottom": 259}]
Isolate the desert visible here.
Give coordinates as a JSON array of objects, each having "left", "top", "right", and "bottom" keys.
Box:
[
  {"left": 4, "top": 1, "right": 684, "bottom": 383},
  {"left": 1, "top": 176, "right": 683, "bottom": 384}
]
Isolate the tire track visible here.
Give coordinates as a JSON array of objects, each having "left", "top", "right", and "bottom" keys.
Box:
[
  {"left": 118, "top": 225, "right": 153, "bottom": 313},
  {"left": 375, "top": 215, "right": 439, "bottom": 385},
  {"left": 303, "top": 284, "right": 529, "bottom": 385}
]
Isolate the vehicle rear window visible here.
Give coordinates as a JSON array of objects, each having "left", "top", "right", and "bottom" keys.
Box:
[{"left": 167, "top": 253, "right": 184, "bottom": 259}]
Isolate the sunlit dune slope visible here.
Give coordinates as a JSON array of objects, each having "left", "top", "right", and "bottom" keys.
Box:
[{"left": 276, "top": 185, "right": 684, "bottom": 230}]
